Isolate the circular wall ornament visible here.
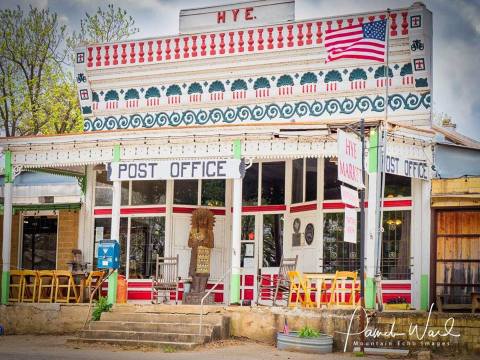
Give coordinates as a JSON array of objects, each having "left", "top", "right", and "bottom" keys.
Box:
[{"left": 305, "top": 223, "right": 314, "bottom": 245}]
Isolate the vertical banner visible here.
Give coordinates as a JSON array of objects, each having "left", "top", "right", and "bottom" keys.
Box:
[
  {"left": 337, "top": 130, "right": 364, "bottom": 189},
  {"left": 344, "top": 207, "right": 357, "bottom": 244}
]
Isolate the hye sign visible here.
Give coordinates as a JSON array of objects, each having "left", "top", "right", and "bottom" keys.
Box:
[
  {"left": 337, "top": 130, "right": 364, "bottom": 189},
  {"left": 108, "top": 159, "right": 244, "bottom": 181}
]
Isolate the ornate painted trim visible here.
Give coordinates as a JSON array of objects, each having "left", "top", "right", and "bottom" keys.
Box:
[{"left": 84, "top": 92, "right": 430, "bottom": 131}]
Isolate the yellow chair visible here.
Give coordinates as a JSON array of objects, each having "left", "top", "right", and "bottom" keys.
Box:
[
  {"left": 9, "top": 270, "right": 25, "bottom": 303},
  {"left": 329, "top": 271, "right": 358, "bottom": 307},
  {"left": 85, "top": 270, "right": 106, "bottom": 302},
  {"left": 288, "top": 271, "right": 313, "bottom": 308},
  {"left": 37, "top": 270, "right": 55, "bottom": 303},
  {"left": 21, "top": 270, "right": 39, "bottom": 302},
  {"left": 54, "top": 270, "right": 78, "bottom": 303}
]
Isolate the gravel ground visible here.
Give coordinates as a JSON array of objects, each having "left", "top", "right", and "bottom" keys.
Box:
[{"left": 0, "top": 335, "right": 476, "bottom": 360}]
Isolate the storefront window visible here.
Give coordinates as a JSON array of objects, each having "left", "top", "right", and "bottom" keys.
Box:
[
  {"left": 131, "top": 180, "right": 166, "bottom": 205},
  {"left": 305, "top": 158, "right": 317, "bottom": 202},
  {"left": 243, "top": 163, "right": 259, "bottom": 205},
  {"left": 381, "top": 210, "right": 411, "bottom": 280},
  {"left": 201, "top": 179, "right": 225, "bottom": 206},
  {"left": 174, "top": 180, "right": 198, "bottom": 205},
  {"left": 93, "top": 217, "right": 128, "bottom": 275},
  {"left": 129, "top": 217, "right": 165, "bottom": 279},
  {"left": 95, "top": 170, "right": 112, "bottom": 206},
  {"left": 22, "top": 216, "right": 58, "bottom": 270},
  {"left": 324, "top": 158, "right": 341, "bottom": 200},
  {"left": 322, "top": 213, "right": 359, "bottom": 273},
  {"left": 263, "top": 214, "right": 283, "bottom": 267},
  {"left": 262, "top": 162, "right": 285, "bottom": 205},
  {"left": 384, "top": 174, "right": 411, "bottom": 197},
  {"left": 241, "top": 215, "right": 255, "bottom": 268},
  {"left": 291, "top": 159, "right": 303, "bottom": 204}
]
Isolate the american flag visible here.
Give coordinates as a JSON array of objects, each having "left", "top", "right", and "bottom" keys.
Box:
[{"left": 325, "top": 19, "right": 387, "bottom": 63}]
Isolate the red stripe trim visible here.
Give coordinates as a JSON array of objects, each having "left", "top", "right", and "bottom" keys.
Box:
[
  {"left": 241, "top": 205, "right": 287, "bottom": 212},
  {"left": 94, "top": 207, "right": 166, "bottom": 215},
  {"left": 325, "top": 36, "right": 363, "bottom": 48},
  {"left": 322, "top": 199, "right": 412, "bottom": 209},
  {"left": 290, "top": 203, "right": 317, "bottom": 213},
  {"left": 173, "top": 207, "right": 226, "bottom": 216},
  {"left": 382, "top": 283, "right": 411, "bottom": 290}
]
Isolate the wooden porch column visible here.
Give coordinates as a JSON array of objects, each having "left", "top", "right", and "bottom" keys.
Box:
[
  {"left": 1, "top": 151, "right": 13, "bottom": 304},
  {"left": 230, "top": 140, "right": 242, "bottom": 304},
  {"left": 107, "top": 144, "right": 121, "bottom": 304}
]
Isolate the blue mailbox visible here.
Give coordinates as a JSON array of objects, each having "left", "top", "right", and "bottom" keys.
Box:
[{"left": 97, "top": 239, "right": 120, "bottom": 269}]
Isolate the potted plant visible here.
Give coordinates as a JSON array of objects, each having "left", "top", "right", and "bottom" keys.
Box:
[
  {"left": 383, "top": 297, "right": 411, "bottom": 310},
  {"left": 277, "top": 324, "right": 333, "bottom": 354}
]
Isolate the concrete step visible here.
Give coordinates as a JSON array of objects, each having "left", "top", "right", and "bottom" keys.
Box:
[
  {"left": 89, "top": 320, "right": 216, "bottom": 335},
  {"left": 79, "top": 329, "right": 209, "bottom": 344},
  {"left": 100, "top": 311, "right": 225, "bottom": 326},
  {"left": 68, "top": 337, "right": 197, "bottom": 350}
]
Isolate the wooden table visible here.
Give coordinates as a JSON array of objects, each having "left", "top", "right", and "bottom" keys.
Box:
[{"left": 303, "top": 273, "right": 336, "bottom": 308}]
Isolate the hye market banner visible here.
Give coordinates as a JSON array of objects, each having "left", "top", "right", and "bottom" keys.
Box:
[
  {"left": 337, "top": 130, "right": 364, "bottom": 189},
  {"left": 108, "top": 159, "right": 244, "bottom": 181}
]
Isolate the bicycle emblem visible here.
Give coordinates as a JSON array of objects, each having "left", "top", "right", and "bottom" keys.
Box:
[{"left": 411, "top": 39, "right": 424, "bottom": 51}]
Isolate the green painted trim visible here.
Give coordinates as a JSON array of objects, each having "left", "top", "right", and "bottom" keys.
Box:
[
  {"left": 4, "top": 150, "right": 13, "bottom": 183},
  {"left": 13, "top": 203, "right": 81, "bottom": 213},
  {"left": 107, "top": 271, "right": 118, "bottom": 305},
  {"left": 233, "top": 139, "right": 242, "bottom": 159},
  {"left": 368, "top": 128, "right": 378, "bottom": 174},
  {"left": 420, "top": 274, "right": 429, "bottom": 311},
  {"left": 1, "top": 271, "right": 10, "bottom": 304},
  {"left": 365, "top": 277, "right": 376, "bottom": 309},
  {"left": 113, "top": 144, "right": 121, "bottom": 162},
  {"left": 229, "top": 273, "right": 241, "bottom": 304}
]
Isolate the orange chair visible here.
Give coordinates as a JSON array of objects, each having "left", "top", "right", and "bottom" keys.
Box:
[
  {"left": 54, "top": 270, "right": 78, "bottom": 303},
  {"left": 37, "top": 270, "right": 55, "bottom": 303},
  {"left": 329, "top": 271, "right": 358, "bottom": 307},
  {"left": 21, "top": 270, "right": 39, "bottom": 302},
  {"left": 288, "top": 271, "right": 313, "bottom": 308},
  {"left": 9, "top": 270, "right": 25, "bottom": 303}
]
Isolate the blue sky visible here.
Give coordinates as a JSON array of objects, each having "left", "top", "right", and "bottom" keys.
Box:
[{"left": 3, "top": 0, "right": 480, "bottom": 140}]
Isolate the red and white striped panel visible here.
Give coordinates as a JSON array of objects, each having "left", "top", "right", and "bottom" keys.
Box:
[
  {"left": 255, "top": 88, "right": 270, "bottom": 98},
  {"left": 189, "top": 94, "right": 202, "bottom": 103},
  {"left": 376, "top": 78, "right": 393, "bottom": 88},
  {"left": 167, "top": 95, "right": 181, "bottom": 105},
  {"left": 146, "top": 98, "right": 160, "bottom": 106},
  {"left": 126, "top": 99, "right": 139, "bottom": 108},
  {"left": 105, "top": 100, "right": 118, "bottom": 110},
  {"left": 240, "top": 274, "right": 255, "bottom": 301},
  {"left": 232, "top": 90, "right": 246, "bottom": 100},
  {"left": 278, "top": 86, "right": 293, "bottom": 96},
  {"left": 92, "top": 102, "right": 99, "bottom": 111},
  {"left": 210, "top": 92, "right": 224, "bottom": 101},
  {"left": 301, "top": 84, "right": 317, "bottom": 93},
  {"left": 326, "top": 82, "right": 338, "bottom": 92},
  {"left": 402, "top": 75, "right": 414, "bottom": 85},
  {"left": 381, "top": 280, "right": 412, "bottom": 304},
  {"left": 350, "top": 80, "right": 366, "bottom": 90}
]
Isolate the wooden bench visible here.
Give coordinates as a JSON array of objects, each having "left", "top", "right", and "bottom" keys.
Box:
[{"left": 436, "top": 293, "right": 480, "bottom": 313}]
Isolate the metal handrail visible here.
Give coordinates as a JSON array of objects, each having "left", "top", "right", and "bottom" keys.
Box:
[{"left": 198, "top": 268, "right": 232, "bottom": 336}]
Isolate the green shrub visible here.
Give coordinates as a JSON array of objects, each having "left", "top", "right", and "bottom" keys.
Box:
[
  {"left": 91, "top": 296, "right": 112, "bottom": 321},
  {"left": 298, "top": 326, "right": 321, "bottom": 338}
]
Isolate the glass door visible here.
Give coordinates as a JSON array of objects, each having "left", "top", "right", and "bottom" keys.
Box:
[
  {"left": 240, "top": 215, "right": 257, "bottom": 302},
  {"left": 22, "top": 216, "right": 58, "bottom": 270}
]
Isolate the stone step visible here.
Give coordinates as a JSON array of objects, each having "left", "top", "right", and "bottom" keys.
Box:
[
  {"left": 89, "top": 320, "right": 216, "bottom": 336},
  {"left": 80, "top": 329, "right": 210, "bottom": 344},
  {"left": 68, "top": 337, "right": 197, "bottom": 350},
  {"left": 100, "top": 311, "right": 226, "bottom": 326},
  {"left": 111, "top": 304, "right": 225, "bottom": 315}
]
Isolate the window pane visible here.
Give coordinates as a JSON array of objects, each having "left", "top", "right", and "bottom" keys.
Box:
[
  {"left": 243, "top": 163, "right": 259, "bottom": 205},
  {"left": 262, "top": 162, "right": 285, "bottom": 205},
  {"left": 121, "top": 181, "right": 129, "bottom": 205},
  {"left": 95, "top": 170, "right": 112, "bottom": 206},
  {"left": 322, "top": 213, "right": 359, "bottom": 273},
  {"left": 291, "top": 159, "right": 303, "bottom": 204},
  {"left": 263, "top": 214, "right": 283, "bottom": 267},
  {"left": 241, "top": 215, "right": 255, "bottom": 267},
  {"left": 92, "top": 217, "right": 128, "bottom": 275},
  {"left": 305, "top": 158, "right": 317, "bottom": 202},
  {"left": 22, "top": 216, "right": 58, "bottom": 270},
  {"left": 174, "top": 180, "right": 198, "bottom": 205},
  {"left": 381, "top": 210, "right": 411, "bottom": 280},
  {"left": 324, "top": 158, "right": 341, "bottom": 200},
  {"left": 129, "top": 217, "right": 165, "bottom": 279},
  {"left": 384, "top": 174, "right": 411, "bottom": 197},
  {"left": 201, "top": 179, "right": 225, "bottom": 206},
  {"left": 131, "top": 180, "right": 166, "bottom": 205}
]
